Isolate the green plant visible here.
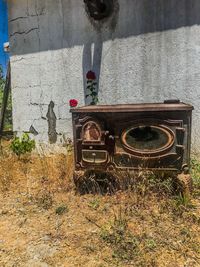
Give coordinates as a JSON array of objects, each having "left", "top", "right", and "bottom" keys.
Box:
[
  {"left": 172, "top": 193, "right": 194, "bottom": 212},
  {"left": 55, "top": 204, "right": 68, "bottom": 215},
  {"left": 88, "top": 198, "right": 100, "bottom": 210},
  {"left": 145, "top": 238, "right": 157, "bottom": 251},
  {"left": 63, "top": 136, "right": 73, "bottom": 154},
  {"left": 36, "top": 191, "right": 53, "bottom": 210},
  {"left": 0, "top": 65, "right": 12, "bottom": 131},
  {"left": 100, "top": 208, "right": 139, "bottom": 261},
  {"left": 180, "top": 227, "right": 191, "bottom": 238},
  {"left": 0, "top": 65, "right": 5, "bottom": 90},
  {"left": 86, "top": 70, "right": 98, "bottom": 105},
  {"left": 10, "top": 133, "right": 36, "bottom": 157},
  {"left": 191, "top": 158, "right": 200, "bottom": 189}
]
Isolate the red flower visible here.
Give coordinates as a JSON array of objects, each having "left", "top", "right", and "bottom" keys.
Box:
[
  {"left": 69, "top": 99, "right": 78, "bottom": 107},
  {"left": 86, "top": 70, "right": 96, "bottom": 80}
]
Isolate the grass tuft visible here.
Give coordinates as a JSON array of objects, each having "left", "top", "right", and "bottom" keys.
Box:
[{"left": 55, "top": 204, "right": 68, "bottom": 215}]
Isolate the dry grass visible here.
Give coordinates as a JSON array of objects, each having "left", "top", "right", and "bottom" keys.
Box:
[{"left": 0, "top": 140, "right": 199, "bottom": 266}]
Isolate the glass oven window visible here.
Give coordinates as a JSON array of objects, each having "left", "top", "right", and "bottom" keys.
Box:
[{"left": 122, "top": 125, "right": 174, "bottom": 153}]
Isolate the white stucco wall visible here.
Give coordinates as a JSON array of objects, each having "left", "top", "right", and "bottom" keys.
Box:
[{"left": 7, "top": 0, "right": 200, "bottom": 154}]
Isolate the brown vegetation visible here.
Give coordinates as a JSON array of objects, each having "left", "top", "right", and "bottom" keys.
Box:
[{"left": 0, "top": 140, "right": 200, "bottom": 266}]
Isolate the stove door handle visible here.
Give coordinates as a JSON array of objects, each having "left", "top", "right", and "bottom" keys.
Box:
[{"left": 109, "top": 135, "right": 115, "bottom": 140}]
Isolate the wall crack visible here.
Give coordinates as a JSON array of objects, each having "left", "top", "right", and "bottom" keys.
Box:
[{"left": 10, "top": 27, "right": 39, "bottom": 38}]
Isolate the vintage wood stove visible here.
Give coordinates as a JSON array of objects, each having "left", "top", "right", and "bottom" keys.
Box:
[{"left": 70, "top": 100, "right": 194, "bottom": 193}]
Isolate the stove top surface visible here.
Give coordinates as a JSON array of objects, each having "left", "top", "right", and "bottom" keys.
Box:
[{"left": 70, "top": 101, "right": 194, "bottom": 113}]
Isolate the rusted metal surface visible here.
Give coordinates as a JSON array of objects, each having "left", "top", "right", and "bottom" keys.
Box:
[
  {"left": 70, "top": 102, "right": 194, "bottom": 113},
  {"left": 177, "top": 173, "right": 193, "bottom": 196},
  {"left": 71, "top": 100, "right": 194, "bottom": 187}
]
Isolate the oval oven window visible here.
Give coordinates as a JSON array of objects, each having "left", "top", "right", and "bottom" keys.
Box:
[{"left": 122, "top": 125, "right": 174, "bottom": 154}]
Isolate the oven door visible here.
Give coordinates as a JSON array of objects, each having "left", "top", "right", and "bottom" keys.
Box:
[
  {"left": 114, "top": 119, "right": 185, "bottom": 170},
  {"left": 121, "top": 124, "right": 175, "bottom": 157}
]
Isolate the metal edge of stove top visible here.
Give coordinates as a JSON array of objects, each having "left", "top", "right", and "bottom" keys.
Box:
[{"left": 70, "top": 102, "right": 194, "bottom": 113}]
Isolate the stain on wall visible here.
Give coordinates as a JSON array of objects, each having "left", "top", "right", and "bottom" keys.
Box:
[
  {"left": 29, "top": 125, "right": 39, "bottom": 136},
  {"left": 46, "top": 101, "right": 57, "bottom": 144}
]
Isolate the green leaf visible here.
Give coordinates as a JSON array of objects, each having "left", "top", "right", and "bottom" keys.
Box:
[
  {"left": 91, "top": 92, "right": 97, "bottom": 96},
  {"left": 10, "top": 133, "right": 36, "bottom": 157}
]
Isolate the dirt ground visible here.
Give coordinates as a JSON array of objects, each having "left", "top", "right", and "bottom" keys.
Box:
[{"left": 0, "top": 143, "right": 200, "bottom": 267}]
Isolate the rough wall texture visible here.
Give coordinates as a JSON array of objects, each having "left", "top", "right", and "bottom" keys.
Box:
[{"left": 7, "top": 0, "right": 200, "bottom": 154}]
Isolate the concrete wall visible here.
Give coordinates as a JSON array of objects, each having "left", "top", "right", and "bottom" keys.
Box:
[{"left": 7, "top": 0, "right": 200, "bottom": 154}]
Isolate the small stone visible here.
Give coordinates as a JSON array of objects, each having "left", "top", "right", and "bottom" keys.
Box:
[{"left": 40, "top": 235, "right": 51, "bottom": 242}]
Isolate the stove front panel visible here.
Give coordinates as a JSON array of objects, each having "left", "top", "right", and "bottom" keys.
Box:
[{"left": 72, "top": 108, "right": 192, "bottom": 172}]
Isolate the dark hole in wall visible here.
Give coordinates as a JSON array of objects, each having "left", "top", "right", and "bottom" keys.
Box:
[
  {"left": 99, "top": 3, "right": 107, "bottom": 13},
  {"left": 84, "top": 0, "right": 114, "bottom": 20}
]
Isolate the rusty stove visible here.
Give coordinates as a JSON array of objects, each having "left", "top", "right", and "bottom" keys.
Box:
[{"left": 71, "top": 100, "right": 194, "bottom": 192}]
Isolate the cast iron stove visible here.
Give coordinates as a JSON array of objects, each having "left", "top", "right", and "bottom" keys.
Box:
[{"left": 70, "top": 100, "right": 194, "bottom": 193}]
